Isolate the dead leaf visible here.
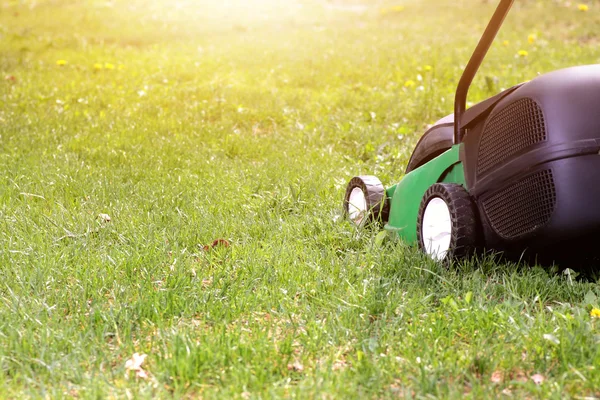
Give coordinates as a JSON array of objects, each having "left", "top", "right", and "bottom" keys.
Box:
[
  {"left": 98, "top": 213, "right": 111, "bottom": 222},
  {"left": 125, "top": 353, "right": 149, "bottom": 379},
  {"left": 136, "top": 369, "right": 149, "bottom": 379},
  {"left": 287, "top": 361, "right": 304, "bottom": 372},
  {"left": 491, "top": 371, "right": 503, "bottom": 383},
  {"left": 543, "top": 334, "right": 560, "bottom": 345},
  {"left": 211, "top": 239, "right": 230, "bottom": 248},
  {"left": 333, "top": 360, "right": 348, "bottom": 370},
  {"left": 511, "top": 370, "right": 528, "bottom": 382},
  {"left": 202, "top": 239, "right": 230, "bottom": 252},
  {"left": 531, "top": 373, "right": 545, "bottom": 385},
  {"left": 125, "top": 353, "right": 146, "bottom": 370},
  {"left": 501, "top": 388, "right": 512, "bottom": 396}
]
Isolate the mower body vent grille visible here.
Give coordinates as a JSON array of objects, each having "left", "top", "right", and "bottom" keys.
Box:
[
  {"left": 482, "top": 169, "right": 556, "bottom": 239},
  {"left": 478, "top": 98, "right": 546, "bottom": 175}
]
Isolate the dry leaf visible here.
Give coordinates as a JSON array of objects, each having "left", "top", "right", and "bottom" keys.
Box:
[
  {"left": 287, "top": 361, "right": 304, "bottom": 372},
  {"left": 125, "top": 353, "right": 149, "bottom": 379},
  {"left": 98, "top": 213, "right": 111, "bottom": 222},
  {"left": 202, "top": 238, "right": 230, "bottom": 252},
  {"left": 333, "top": 360, "right": 348, "bottom": 370},
  {"left": 512, "top": 370, "right": 528, "bottom": 382},
  {"left": 211, "top": 239, "right": 230, "bottom": 247},
  {"left": 543, "top": 333, "right": 560, "bottom": 345},
  {"left": 491, "top": 371, "right": 503, "bottom": 383},
  {"left": 531, "top": 373, "right": 545, "bottom": 385},
  {"left": 136, "top": 369, "right": 149, "bottom": 379},
  {"left": 125, "top": 353, "right": 146, "bottom": 370}
]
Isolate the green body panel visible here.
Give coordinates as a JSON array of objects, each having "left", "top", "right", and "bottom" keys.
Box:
[{"left": 384, "top": 145, "right": 466, "bottom": 243}]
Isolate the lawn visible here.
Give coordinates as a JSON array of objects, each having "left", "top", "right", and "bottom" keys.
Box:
[{"left": 1, "top": 0, "right": 600, "bottom": 398}]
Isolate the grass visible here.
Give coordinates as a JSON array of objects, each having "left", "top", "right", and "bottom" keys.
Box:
[{"left": 1, "top": 0, "right": 600, "bottom": 398}]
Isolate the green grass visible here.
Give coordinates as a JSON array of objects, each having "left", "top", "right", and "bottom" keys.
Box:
[{"left": 2, "top": 0, "right": 600, "bottom": 398}]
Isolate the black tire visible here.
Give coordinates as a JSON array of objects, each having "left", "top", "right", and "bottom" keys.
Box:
[
  {"left": 417, "top": 183, "right": 480, "bottom": 262},
  {"left": 343, "top": 176, "right": 389, "bottom": 226}
]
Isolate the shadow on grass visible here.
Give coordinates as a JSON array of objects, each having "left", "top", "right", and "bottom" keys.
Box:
[{"left": 357, "top": 236, "right": 600, "bottom": 321}]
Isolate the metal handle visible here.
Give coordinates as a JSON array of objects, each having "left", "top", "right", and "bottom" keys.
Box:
[{"left": 454, "top": 0, "right": 515, "bottom": 144}]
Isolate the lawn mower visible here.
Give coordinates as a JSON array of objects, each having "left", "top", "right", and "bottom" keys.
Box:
[{"left": 344, "top": 0, "right": 600, "bottom": 264}]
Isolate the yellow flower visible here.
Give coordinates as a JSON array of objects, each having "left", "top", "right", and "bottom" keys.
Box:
[
  {"left": 380, "top": 5, "right": 405, "bottom": 15},
  {"left": 104, "top": 62, "right": 115, "bottom": 70},
  {"left": 578, "top": 4, "right": 589, "bottom": 12},
  {"left": 528, "top": 34, "right": 537, "bottom": 44},
  {"left": 591, "top": 308, "right": 600, "bottom": 318},
  {"left": 56, "top": 60, "right": 68, "bottom": 66},
  {"left": 404, "top": 80, "right": 416, "bottom": 88},
  {"left": 118, "top": 64, "right": 125, "bottom": 70},
  {"left": 503, "top": 40, "right": 510, "bottom": 46},
  {"left": 423, "top": 65, "right": 432, "bottom": 72},
  {"left": 517, "top": 50, "right": 528, "bottom": 57},
  {"left": 94, "top": 63, "right": 103, "bottom": 70}
]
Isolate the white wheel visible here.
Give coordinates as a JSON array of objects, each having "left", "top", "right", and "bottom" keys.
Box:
[
  {"left": 417, "top": 183, "right": 480, "bottom": 262},
  {"left": 348, "top": 187, "right": 368, "bottom": 225},
  {"left": 343, "top": 176, "right": 389, "bottom": 227},
  {"left": 421, "top": 197, "right": 452, "bottom": 261}
]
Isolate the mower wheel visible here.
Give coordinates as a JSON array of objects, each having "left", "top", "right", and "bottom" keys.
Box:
[
  {"left": 343, "top": 176, "right": 389, "bottom": 227},
  {"left": 417, "top": 183, "right": 480, "bottom": 262}
]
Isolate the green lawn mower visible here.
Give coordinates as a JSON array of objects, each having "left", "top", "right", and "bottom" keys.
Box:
[{"left": 344, "top": 0, "right": 600, "bottom": 264}]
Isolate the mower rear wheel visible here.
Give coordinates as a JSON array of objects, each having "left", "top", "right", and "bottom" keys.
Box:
[
  {"left": 343, "top": 176, "right": 389, "bottom": 227},
  {"left": 417, "top": 183, "right": 480, "bottom": 262}
]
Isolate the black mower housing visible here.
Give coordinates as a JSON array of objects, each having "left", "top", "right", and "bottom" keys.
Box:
[{"left": 464, "top": 65, "right": 600, "bottom": 258}]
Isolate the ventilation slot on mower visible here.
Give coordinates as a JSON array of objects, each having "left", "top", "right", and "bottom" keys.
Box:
[
  {"left": 477, "top": 98, "right": 546, "bottom": 175},
  {"left": 482, "top": 169, "right": 556, "bottom": 239}
]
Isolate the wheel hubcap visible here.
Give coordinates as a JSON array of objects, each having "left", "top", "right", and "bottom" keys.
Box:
[
  {"left": 422, "top": 197, "right": 452, "bottom": 261},
  {"left": 348, "top": 187, "right": 367, "bottom": 225}
]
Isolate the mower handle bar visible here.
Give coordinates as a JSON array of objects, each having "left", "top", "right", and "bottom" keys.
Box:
[{"left": 454, "top": 0, "right": 515, "bottom": 144}]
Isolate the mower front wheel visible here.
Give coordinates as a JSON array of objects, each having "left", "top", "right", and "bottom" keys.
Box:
[
  {"left": 343, "top": 176, "right": 389, "bottom": 227},
  {"left": 417, "top": 183, "right": 480, "bottom": 262}
]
